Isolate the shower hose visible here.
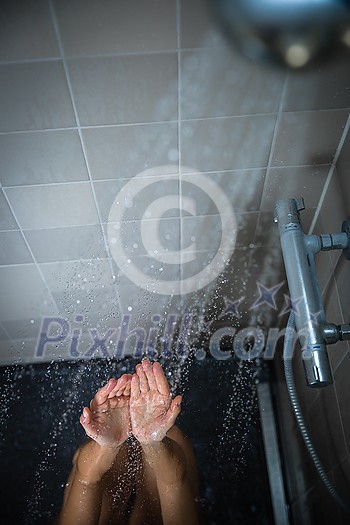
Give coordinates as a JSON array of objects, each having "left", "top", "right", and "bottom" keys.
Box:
[{"left": 283, "top": 311, "right": 350, "bottom": 514}]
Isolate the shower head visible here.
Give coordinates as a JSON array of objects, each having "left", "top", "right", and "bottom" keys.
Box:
[
  {"left": 274, "top": 198, "right": 350, "bottom": 387},
  {"left": 208, "top": 0, "right": 350, "bottom": 68}
]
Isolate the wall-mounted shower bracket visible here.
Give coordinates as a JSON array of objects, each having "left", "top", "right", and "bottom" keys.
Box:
[
  {"left": 321, "top": 323, "right": 350, "bottom": 344},
  {"left": 274, "top": 197, "right": 350, "bottom": 388}
]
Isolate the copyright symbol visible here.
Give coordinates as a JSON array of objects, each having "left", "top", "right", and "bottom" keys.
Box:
[{"left": 107, "top": 165, "right": 237, "bottom": 295}]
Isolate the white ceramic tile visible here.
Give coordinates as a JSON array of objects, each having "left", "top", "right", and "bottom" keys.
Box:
[
  {"left": 0, "top": 264, "right": 47, "bottom": 295},
  {"left": 318, "top": 169, "right": 347, "bottom": 242},
  {"left": 53, "top": 286, "right": 120, "bottom": 324},
  {"left": 0, "top": 191, "right": 17, "bottom": 230},
  {"left": 82, "top": 123, "right": 178, "bottom": 180},
  {"left": 68, "top": 54, "right": 178, "bottom": 126},
  {"left": 248, "top": 245, "right": 285, "bottom": 279},
  {"left": 72, "top": 320, "right": 122, "bottom": 360},
  {"left": 0, "top": 291, "right": 57, "bottom": 323},
  {"left": 2, "top": 317, "right": 44, "bottom": 340},
  {"left": 0, "top": 323, "right": 9, "bottom": 341},
  {"left": 112, "top": 254, "right": 181, "bottom": 296},
  {"left": 336, "top": 132, "right": 350, "bottom": 217},
  {"left": 0, "top": 62, "right": 76, "bottom": 132},
  {"left": 261, "top": 165, "right": 330, "bottom": 211},
  {"left": 313, "top": 170, "right": 349, "bottom": 292},
  {"left": 191, "top": 266, "right": 287, "bottom": 329},
  {"left": 255, "top": 210, "right": 282, "bottom": 248},
  {"left": 0, "top": 0, "right": 59, "bottom": 61},
  {"left": 0, "top": 231, "right": 32, "bottom": 265},
  {"left": 5, "top": 182, "right": 99, "bottom": 229},
  {"left": 27, "top": 306, "right": 122, "bottom": 362},
  {"left": 24, "top": 225, "right": 107, "bottom": 263},
  {"left": 180, "top": 249, "right": 218, "bottom": 281},
  {"left": 39, "top": 258, "right": 115, "bottom": 294},
  {"left": 178, "top": 248, "right": 247, "bottom": 297},
  {"left": 309, "top": 210, "right": 336, "bottom": 294},
  {"left": 94, "top": 175, "right": 180, "bottom": 223},
  {"left": 323, "top": 275, "right": 348, "bottom": 373},
  {"left": 240, "top": 272, "right": 287, "bottom": 325},
  {"left": 315, "top": 249, "right": 336, "bottom": 297},
  {"left": 0, "top": 0, "right": 347, "bottom": 366},
  {"left": 0, "top": 338, "right": 71, "bottom": 365},
  {"left": 54, "top": 0, "right": 177, "bottom": 56},
  {"left": 181, "top": 114, "right": 276, "bottom": 172},
  {"left": 181, "top": 169, "right": 266, "bottom": 215},
  {"left": 181, "top": 48, "right": 285, "bottom": 119},
  {"left": 272, "top": 110, "right": 349, "bottom": 167},
  {"left": 0, "top": 339, "right": 25, "bottom": 365},
  {"left": 116, "top": 283, "right": 181, "bottom": 319},
  {"left": 255, "top": 209, "right": 317, "bottom": 248},
  {"left": 180, "top": 0, "right": 226, "bottom": 49},
  {"left": 105, "top": 217, "right": 181, "bottom": 259},
  {"left": 284, "top": 56, "right": 350, "bottom": 111},
  {"left": 235, "top": 212, "right": 259, "bottom": 247},
  {"left": 335, "top": 256, "right": 350, "bottom": 326},
  {"left": 181, "top": 214, "right": 224, "bottom": 253},
  {"left": 0, "top": 130, "right": 89, "bottom": 187}
]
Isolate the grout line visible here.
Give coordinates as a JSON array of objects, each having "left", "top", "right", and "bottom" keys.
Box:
[
  {"left": 0, "top": 113, "right": 280, "bottom": 136},
  {"left": 0, "top": 162, "right": 332, "bottom": 191},
  {"left": 0, "top": 321, "right": 13, "bottom": 342},
  {"left": 249, "top": 71, "right": 289, "bottom": 269},
  {"left": 332, "top": 364, "right": 350, "bottom": 460},
  {"left": 3, "top": 45, "right": 350, "bottom": 68},
  {"left": 332, "top": 343, "right": 350, "bottom": 377},
  {"left": 0, "top": 50, "right": 179, "bottom": 64},
  {"left": 177, "top": 0, "right": 185, "bottom": 294},
  {"left": 322, "top": 270, "right": 347, "bottom": 377},
  {"left": 0, "top": 121, "right": 178, "bottom": 135},
  {"left": 0, "top": 45, "right": 236, "bottom": 66},
  {"left": 0, "top": 127, "right": 78, "bottom": 135},
  {"left": 3, "top": 108, "right": 348, "bottom": 136},
  {"left": 0, "top": 256, "right": 112, "bottom": 269},
  {"left": 2, "top": 110, "right": 349, "bottom": 135},
  {"left": 48, "top": 0, "right": 124, "bottom": 317},
  {"left": 0, "top": 187, "right": 61, "bottom": 315},
  {"left": 9, "top": 109, "right": 349, "bottom": 137},
  {"left": 0, "top": 57, "right": 62, "bottom": 65},
  {"left": 259, "top": 71, "right": 289, "bottom": 207},
  {"left": 308, "top": 112, "right": 350, "bottom": 235},
  {"left": 320, "top": 251, "right": 342, "bottom": 298}
]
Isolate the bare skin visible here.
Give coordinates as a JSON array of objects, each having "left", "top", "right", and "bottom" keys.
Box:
[{"left": 57, "top": 361, "right": 200, "bottom": 525}]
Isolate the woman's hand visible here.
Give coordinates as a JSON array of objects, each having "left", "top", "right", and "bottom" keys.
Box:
[
  {"left": 129, "top": 361, "right": 182, "bottom": 444},
  {"left": 80, "top": 374, "right": 132, "bottom": 448}
]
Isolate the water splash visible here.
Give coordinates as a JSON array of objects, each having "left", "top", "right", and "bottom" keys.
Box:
[{"left": 217, "top": 360, "right": 259, "bottom": 476}]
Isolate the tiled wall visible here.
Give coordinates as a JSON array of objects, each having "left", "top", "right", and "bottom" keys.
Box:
[
  {"left": 273, "top": 141, "right": 350, "bottom": 523},
  {"left": 1, "top": 0, "right": 349, "bottom": 366}
]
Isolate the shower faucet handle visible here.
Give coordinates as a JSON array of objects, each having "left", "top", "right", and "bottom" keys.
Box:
[
  {"left": 339, "top": 324, "right": 350, "bottom": 341},
  {"left": 322, "top": 323, "right": 350, "bottom": 344},
  {"left": 295, "top": 197, "right": 305, "bottom": 212}
]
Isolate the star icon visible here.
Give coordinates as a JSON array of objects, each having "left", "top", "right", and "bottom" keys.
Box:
[
  {"left": 250, "top": 281, "right": 285, "bottom": 310},
  {"left": 279, "top": 294, "right": 303, "bottom": 317},
  {"left": 309, "top": 309, "right": 324, "bottom": 325},
  {"left": 197, "top": 316, "right": 213, "bottom": 332},
  {"left": 219, "top": 296, "right": 245, "bottom": 319}
]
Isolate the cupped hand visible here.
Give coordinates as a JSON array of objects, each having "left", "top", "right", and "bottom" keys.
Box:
[
  {"left": 129, "top": 361, "right": 182, "bottom": 444},
  {"left": 80, "top": 373, "right": 132, "bottom": 448}
]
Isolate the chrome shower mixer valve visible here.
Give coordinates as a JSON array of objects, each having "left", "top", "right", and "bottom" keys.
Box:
[{"left": 274, "top": 197, "right": 350, "bottom": 387}]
